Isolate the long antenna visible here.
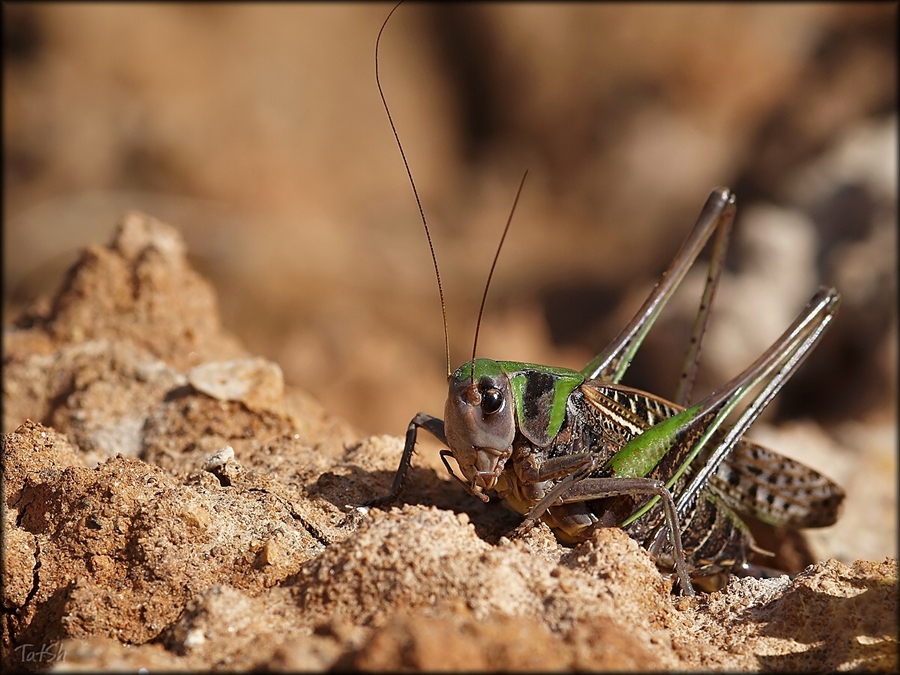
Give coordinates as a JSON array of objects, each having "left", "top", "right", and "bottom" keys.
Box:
[
  {"left": 376, "top": 1, "right": 452, "bottom": 378},
  {"left": 470, "top": 170, "right": 528, "bottom": 377}
]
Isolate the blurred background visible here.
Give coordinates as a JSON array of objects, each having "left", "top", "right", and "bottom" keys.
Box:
[{"left": 3, "top": 3, "right": 896, "bottom": 559}]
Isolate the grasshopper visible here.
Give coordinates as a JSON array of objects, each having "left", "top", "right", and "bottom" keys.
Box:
[{"left": 368, "top": 3, "right": 844, "bottom": 596}]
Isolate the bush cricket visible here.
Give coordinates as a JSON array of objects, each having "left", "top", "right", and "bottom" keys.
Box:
[{"left": 367, "top": 2, "right": 844, "bottom": 596}]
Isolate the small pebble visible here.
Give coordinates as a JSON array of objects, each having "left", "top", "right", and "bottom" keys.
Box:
[{"left": 202, "top": 446, "right": 235, "bottom": 472}]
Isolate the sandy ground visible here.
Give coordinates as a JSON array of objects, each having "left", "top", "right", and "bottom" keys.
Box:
[
  {"left": 3, "top": 3, "right": 897, "bottom": 672},
  {"left": 2, "top": 211, "right": 896, "bottom": 672}
]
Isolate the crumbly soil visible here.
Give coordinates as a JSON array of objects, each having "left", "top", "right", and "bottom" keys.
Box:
[{"left": 2, "top": 214, "right": 896, "bottom": 671}]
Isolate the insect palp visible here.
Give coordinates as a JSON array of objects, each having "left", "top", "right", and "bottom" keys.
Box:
[{"left": 440, "top": 448, "right": 491, "bottom": 502}]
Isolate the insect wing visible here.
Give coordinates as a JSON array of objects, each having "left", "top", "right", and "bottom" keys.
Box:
[
  {"left": 579, "top": 382, "right": 843, "bottom": 531},
  {"left": 579, "top": 382, "right": 711, "bottom": 502},
  {"left": 711, "top": 440, "right": 844, "bottom": 529}
]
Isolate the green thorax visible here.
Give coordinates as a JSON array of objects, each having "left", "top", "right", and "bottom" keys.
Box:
[{"left": 453, "top": 358, "right": 584, "bottom": 447}]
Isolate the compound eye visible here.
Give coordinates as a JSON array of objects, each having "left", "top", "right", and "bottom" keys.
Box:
[{"left": 481, "top": 387, "right": 504, "bottom": 415}]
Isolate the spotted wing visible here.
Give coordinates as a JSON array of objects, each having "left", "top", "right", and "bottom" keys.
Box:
[
  {"left": 710, "top": 440, "right": 844, "bottom": 529},
  {"left": 580, "top": 380, "right": 844, "bottom": 529}
]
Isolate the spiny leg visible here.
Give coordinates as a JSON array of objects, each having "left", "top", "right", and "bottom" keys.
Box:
[
  {"left": 596, "top": 288, "right": 838, "bottom": 569},
  {"left": 583, "top": 188, "right": 737, "bottom": 384},
  {"left": 508, "top": 453, "right": 695, "bottom": 594},
  {"left": 643, "top": 288, "right": 840, "bottom": 551},
  {"left": 512, "top": 453, "right": 600, "bottom": 536},
  {"left": 367, "top": 412, "right": 446, "bottom": 507},
  {"left": 675, "top": 199, "right": 732, "bottom": 407},
  {"left": 549, "top": 476, "right": 696, "bottom": 596}
]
